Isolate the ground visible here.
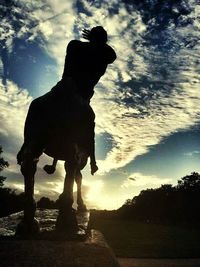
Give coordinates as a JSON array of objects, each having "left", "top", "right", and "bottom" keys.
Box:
[{"left": 89, "top": 213, "right": 200, "bottom": 258}]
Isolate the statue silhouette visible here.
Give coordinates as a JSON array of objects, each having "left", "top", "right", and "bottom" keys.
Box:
[{"left": 16, "top": 26, "right": 116, "bottom": 235}]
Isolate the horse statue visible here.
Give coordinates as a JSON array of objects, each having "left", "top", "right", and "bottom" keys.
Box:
[
  {"left": 16, "top": 78, "right": 95, "bottom": 234},
  {"left": 16, "top": 26, "right": 116, "bottom": 235}
]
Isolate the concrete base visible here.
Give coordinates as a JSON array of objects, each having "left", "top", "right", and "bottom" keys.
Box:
[{"left": 0, "top": 230, "right": 120, "bottom": 267}]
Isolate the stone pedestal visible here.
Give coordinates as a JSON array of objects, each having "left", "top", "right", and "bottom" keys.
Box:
[
  {"left": 0, "top": 230, "right": 120, "bottom": 267},
  {"left": 0, "top": 210, "right": 120, "bottom": 266}
]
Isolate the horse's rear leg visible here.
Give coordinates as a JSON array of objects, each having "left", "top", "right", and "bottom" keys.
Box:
[
  {"left": 56, "top": 162, "right": 78, "bottom": 232},
  {"left": 16, "top": 156, "right": 39, "bottom": 236},
  {"left": 75, "top": 170, "right": 87, "bottom": 212}
]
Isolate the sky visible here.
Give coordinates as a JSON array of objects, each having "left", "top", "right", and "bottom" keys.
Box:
[{"left": 0, "top": 0, "right": 200, "bottom": 210}]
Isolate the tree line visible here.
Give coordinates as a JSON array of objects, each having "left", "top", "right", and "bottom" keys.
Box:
[
  {"left": 118, "top": 172, "right": 200, "bottom": 224},
  {"left": 0, "top": 146, "right": 24, "bottom": 217}
]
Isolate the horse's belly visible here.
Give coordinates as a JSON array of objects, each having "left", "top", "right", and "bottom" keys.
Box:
[
  {"left": 43, "top": 127, "right": 73, "bottom": 160},
  {"left": 23, "top": 82, "right": 93, "bottom": 161}
]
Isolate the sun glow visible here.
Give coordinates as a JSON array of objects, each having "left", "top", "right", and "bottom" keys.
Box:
[{"left": 84, "top": 180, "right": 104, "bottom": 208}]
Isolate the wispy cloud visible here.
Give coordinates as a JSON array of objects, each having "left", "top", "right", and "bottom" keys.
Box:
[
  {"left": 0, "top": 80, "right": 31, "bottom": 147},
  {"left": 184, "top": 150, "right": 200, "bottom": 157},
  {"left": 0, "top": 0, "right": 76, "bottom": 78},
  {"left": 121, "top": 172, "right": 172, "bottom": 189},
  {"left": 78, "top": 0, "right": 200, "bottom": 173}
]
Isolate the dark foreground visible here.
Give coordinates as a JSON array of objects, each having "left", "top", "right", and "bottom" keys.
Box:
[
  {"left": 0, "top": 210, "right": 120, "bottom": 266},
  {"left": 0, "top": 230, "right": 120, "bottom": 267},
  {"left": 0, "top": 209, "right": 200, "bottom": 267},
  {"left": 118, "top": 258, "right": 200, "bottom": 267},
  {"left": 89, "top": 212, "right": 200, "bottom": 258}
]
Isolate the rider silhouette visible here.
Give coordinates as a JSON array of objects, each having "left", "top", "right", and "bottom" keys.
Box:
[
  {"left": 62, "top": 26, "right": 116, "bottom": 102},
  {"left": 51, "top": 26, "right": 116, "bottom": 174}
]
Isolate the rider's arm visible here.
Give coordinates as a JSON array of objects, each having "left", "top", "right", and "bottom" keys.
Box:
[{"left": 62, "top": 40, "right": 80, "bottom": 78}]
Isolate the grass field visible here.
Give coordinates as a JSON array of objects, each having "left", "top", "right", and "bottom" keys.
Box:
[{"left": 89, "top": 214, "right": 200, "bottom": 258}]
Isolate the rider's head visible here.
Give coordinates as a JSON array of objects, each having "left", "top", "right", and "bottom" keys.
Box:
[{"left": 90, "top": 26, "right": 107, "bottom": 44}]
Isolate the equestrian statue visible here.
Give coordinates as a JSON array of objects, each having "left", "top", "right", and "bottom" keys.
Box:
[{"left": 16, "top": 26, "right": 116, "bottom": 235}]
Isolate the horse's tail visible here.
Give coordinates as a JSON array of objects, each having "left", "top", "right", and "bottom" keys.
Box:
[{"left": 43, "top": 158, "right": 58, "bottom": 174}]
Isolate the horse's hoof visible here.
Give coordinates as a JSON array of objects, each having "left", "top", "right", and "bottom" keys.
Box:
[
  {"left": 43, "top": 165, "right": 56, "bottom": 174},
  {"left": 15, "top": 218, "right": 40, "bottom": 237},
  {"left": 91, "top": 164, "right": 98, "bottom": 175}
]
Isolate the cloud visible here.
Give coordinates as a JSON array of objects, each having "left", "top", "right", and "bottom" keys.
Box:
[
  {"left": 184, "top": 150, "right": 200, "bottom": 157},
  {"left": 0, "top": 0, "right": 76, "bottom": 78},
  {"left": 94, "top": 72, "right": 200, "bottom": 173},
  {"left": 121, "top": 172, "right": 172, "bottom": 189},
  {"left": 0, "top": 80, "right": 32, "bottom": 148},
  {"left": 0, "top": 80, "right": 33, "bottom": 192},
  {"left": 27, "top": 0, "right": 76, "bottom": 75},
  {"left": 33, "top": 0, "right": 76, "bottom": 74},
  {"left": 79, "top": 0, "right": 200, "bottom": 173}
]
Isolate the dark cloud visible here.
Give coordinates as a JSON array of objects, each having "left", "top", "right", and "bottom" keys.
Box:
[{"left": 123, "top": 0, "right": 193, "bottom": 27}]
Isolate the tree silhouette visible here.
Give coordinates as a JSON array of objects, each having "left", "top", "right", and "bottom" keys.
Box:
[
  {"left": 0, "top": 146, "right": 9, "bottom": 187},
  {"left": 0, "top": 146, "right": 25, "bottom": 217},
  {"left": 118, "top": 172, "right": 200, "bottom": 224},
  {"left": 37, "top": 197, "right": 56, "bottom": 209},
  {"left": 177, "top": 172, "right": 200, "bottom": 190}
]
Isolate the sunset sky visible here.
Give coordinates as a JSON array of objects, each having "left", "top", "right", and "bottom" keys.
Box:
[{"left": 1, "top": 0, "right": 200, "bottom": 209}]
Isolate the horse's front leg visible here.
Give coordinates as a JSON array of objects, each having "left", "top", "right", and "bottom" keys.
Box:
[
  {"left": 75, "top": 170, "right": 87, "bottom": 212},
  {"left": 56, "top": 162, "right": 78, "bottom": 232},
  {"left": 16, "top": 156, "right": 40, "bottom": 236}
]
